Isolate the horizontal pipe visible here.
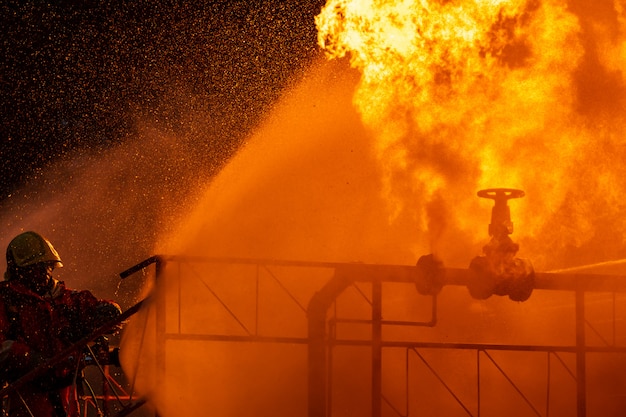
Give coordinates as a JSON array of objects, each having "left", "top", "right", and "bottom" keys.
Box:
[
  {"left": 330, "top": 339, "right": 626, "bottom": 352},
  {"left": 331, "top": 318, "right": 436, "bottom": 327},
  {"left": 158, "top": 333, "right": 626, "bottom": 351},
  {"left": 121, "top": 256, "right": 626, "bottom": 293},
  {"left": 163, "top": 333, "right": 309, "bottom": 344}
]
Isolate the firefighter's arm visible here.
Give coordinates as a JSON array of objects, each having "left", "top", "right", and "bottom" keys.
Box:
[
  {"left": 76, "top": 290, "right": 123, "bottom": 332},
  {"left": 71, "top": 292, "right": 123, "bottom": 367},
  {"left": 0, "top": 307, "right": 44, "bottom": 378}
]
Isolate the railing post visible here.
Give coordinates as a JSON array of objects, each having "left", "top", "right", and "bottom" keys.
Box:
[
  {"left": 372, "top": 280, "right": 382, "bottom": 417},
  {"left": 575, "top": 288, "right": 586, "bottom": 417},
  {"left": 155, "top": 258, "right": 166, "bottom": 417}
]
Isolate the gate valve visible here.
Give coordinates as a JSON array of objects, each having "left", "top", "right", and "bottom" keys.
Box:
[{"left": 467, "top": 188, "right": 535, "bottom": 302}]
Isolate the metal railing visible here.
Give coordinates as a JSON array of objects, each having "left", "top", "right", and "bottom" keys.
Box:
[{"left": 114, "top": 255, "right": 626, "bottom": 417}]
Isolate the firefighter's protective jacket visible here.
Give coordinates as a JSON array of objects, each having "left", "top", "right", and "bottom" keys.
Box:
[{"left": 0, "top": 278, "right": 120, "bottom": 417}]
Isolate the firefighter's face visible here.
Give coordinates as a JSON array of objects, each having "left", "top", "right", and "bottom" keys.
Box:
[{"left": 19, "top": 262, "right": 55, "bottom": 295}]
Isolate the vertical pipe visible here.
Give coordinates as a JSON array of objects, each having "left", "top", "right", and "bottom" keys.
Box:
[
  {"left": 372, "top": 280, "right": 382, "bottom": 417},
  {"left": 308, "top": 269, "right": 352, "bottom": 417},
  {"left": 405, "top": 348, "right": 410, "bottom": 417},
  {"left": 575, "top": 289, "right": 586, "bottom": 417},
  {"left": 477, "top": 350, "right": 481, "bottom": 417},
  {"left": 430, "top": 294, "right": 438, "bottom": 326},
  {"left": 308, "top": 311, "right": 326, "bottom": 417},
  {"left": 613, "top": 292, "right": 616, "bottom": 346},
  {"left": 327, "top": 320, "right": 336, "bottom": 417}
]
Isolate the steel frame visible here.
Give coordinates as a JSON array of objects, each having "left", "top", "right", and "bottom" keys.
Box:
[{"left": 119, "top": 255, "right": 626, "bottom": 417}]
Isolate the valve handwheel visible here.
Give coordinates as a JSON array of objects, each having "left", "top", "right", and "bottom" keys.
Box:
[
  {"left": 477, "top": 188, "right": 525, "bottom": 201},
  {"left": 477, "top": 188, "right": 525, "bottom": 237}
]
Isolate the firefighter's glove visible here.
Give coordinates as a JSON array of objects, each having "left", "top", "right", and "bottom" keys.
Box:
[{"left": 93, "top": 302, "right": 123, "bottom": 333}]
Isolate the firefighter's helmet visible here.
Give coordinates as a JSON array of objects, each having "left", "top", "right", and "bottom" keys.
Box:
[{"left": 6, "top": 231, "right": 63, "bottom": 269}]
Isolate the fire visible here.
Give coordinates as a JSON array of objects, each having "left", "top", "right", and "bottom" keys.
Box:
[{"left": 315, "top": 0, "right": 623, "bottom": 268}]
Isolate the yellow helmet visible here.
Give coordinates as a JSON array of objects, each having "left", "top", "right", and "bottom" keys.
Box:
[{"left": 6, "top": 231, "right": 63, "bottom": 268}]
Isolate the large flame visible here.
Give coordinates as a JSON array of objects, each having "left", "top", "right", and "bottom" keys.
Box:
[{"left": 316, "top": 0, "right": 626, "bottom": 269}]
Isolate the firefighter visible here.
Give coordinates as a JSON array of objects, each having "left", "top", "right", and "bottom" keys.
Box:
[{"left": 0, "top": 231, "right": 122, "bottom": 417}]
